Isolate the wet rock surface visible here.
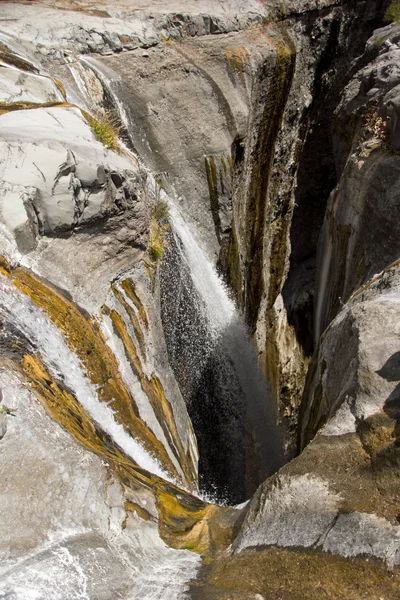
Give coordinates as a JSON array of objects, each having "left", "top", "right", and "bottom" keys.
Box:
[
  {"left": 0, "top": 1, "right": 399, "bottom": 599},
  {"left": 0, "top": 371, "right": 200, "bottom": 600}
]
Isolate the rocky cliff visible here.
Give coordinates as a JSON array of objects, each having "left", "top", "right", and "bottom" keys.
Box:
[{"left": 0, "top": 1, "right": 399, "bottom": 599}]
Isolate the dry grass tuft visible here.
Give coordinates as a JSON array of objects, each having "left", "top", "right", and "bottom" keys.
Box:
[{"left": 86, "top": 109, "right": 121, "bottom": 151}]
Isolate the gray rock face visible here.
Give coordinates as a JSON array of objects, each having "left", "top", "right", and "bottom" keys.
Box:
[
  {"left": 233, "top": 473, "right": 342, "bottom": 552},
  {"left": 84, "top": 30, "right": 278, "bottom": 258},
  {"left": 0, "top": 0, "right": 342, "bottom": 62},
  {"left": 0, "top": 106, "right": 141, "bottom": 238},
  {"left": 232, "top": 15, "right": 400, "bottom": 570},
  {"left": 304, "top": 263, "right": 400, "bottom": 443},
  {"left": 315, "top": 23, "right": 400, "bottom": 341},
  {"left": 234, "top": 266, "right": 400, "bottom": 566},
  {"left": 0, "top": 29, "right": 201, "bottom": 600},
  {"left": 0, "top": 102, "right": 150, "bottom": 307},
  {"left": 0, "top": 64, "right": 64, "bottom": 104},
  {"left": 0, "top": 412, "right": 6, "bottom": 439},
  {"left": 314, "top": 146, "right": 400, "bottom": 342},
  {"left": 335, "top": 23, "right": 400, "bottom": 169}
]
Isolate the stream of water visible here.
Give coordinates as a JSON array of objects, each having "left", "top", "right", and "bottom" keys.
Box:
[
  {"left": 74, "top": 57, "right": 285, "bottom": 503},
  {"left": 158, "top": 186, "right": 284, "bottom": 502}
]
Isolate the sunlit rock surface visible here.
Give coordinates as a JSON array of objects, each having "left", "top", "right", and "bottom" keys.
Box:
[
  {"left": 0, "top": 1, "right": 399, "bottom": 599},
  {"left": 0, "top": 63, "right": 64, "bottom": 104},
  {"left": 0, "top": 106, "right": 144, "bottom": 257},
  {"left": 0, "top": 371, "right": 200, "bottom": 600},
  {"left": 235, "top": 267, "right": 400, "bottom": 565}
]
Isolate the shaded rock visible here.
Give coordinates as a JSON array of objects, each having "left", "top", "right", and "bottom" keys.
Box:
[
  {"left": 335, "top": 22, "right": 400, "bottom": 169},
  {"left": 304, "top": 262, "right": 400, "bottom": 444},
  {"left": 316, "top": 137, "right": 400, "bottom": 341}
]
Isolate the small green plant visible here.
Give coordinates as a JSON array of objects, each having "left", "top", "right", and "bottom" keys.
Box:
[
  {"left": 152, "top": 197, "right": 170, "bottom": 223},
  {"left": 385, "top": 0, "right": 400, "bottom": 23},
  {"left": 148, "top": 197, "right": 170, "bottom": 263},
  {"left": 160, "top": 33, "right": 173, "bottom": 45},
  {"left": 373, "top": 34, "right": 387, "bottom": 49},
  {"left": 87, "top": 109, "right": 121, "bottom": 151},
  {"left": 262, "top": 0, "right": 287, "bottom": 24}
]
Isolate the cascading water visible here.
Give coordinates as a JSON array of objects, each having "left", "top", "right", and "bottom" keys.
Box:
[
  {"left": 75, "top": 56, "right": 285, "bottom": 504},
  {"left": 159, "top": 192, "right": 284, "bottom": 504}
]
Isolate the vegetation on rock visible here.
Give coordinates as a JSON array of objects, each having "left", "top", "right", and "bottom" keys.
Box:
[
  {"left": 385, "top": 1, "right": 400, "bottom": 23},
  {"left": 149, "top": 196, "right": 170, "bottom": 263},
  {"left": 86, "top": 109, "right": 121, "bottom": 151}
]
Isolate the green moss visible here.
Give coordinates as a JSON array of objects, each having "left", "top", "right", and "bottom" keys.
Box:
[
  {"left": 0, "top": 100, "right": 67, "bottom": 115},
  {"left": 227, "top": 222, "right": 242, "bottom": 303},
  {"left": 245, "top": 32, "right": 296, "bottom": 326},
  {"left": 358, "top": 412, "right": 396, "bottom": 458},
  {"left": 124, "top": 500, "right": 155, "bottom": 523},
  {"left": 261, "top": 1, "right": 288, "bottom": 25},
  {"left": 385, "top": 1, "right": 400, "bottom": 23},
  {"left": 374, "top": 35, "right": 387, "bottom": 49},
  {"left": 347, "top": 258, "right": 400, "bottom": 304},
  {"left": 120, "top": 278, "right": 149, "bottom": 329},
  {"left": 148, "top": 198, "right": 170, "bottom": 264},
  {"left": 7, "top": 266, "right": 185, "bottom": 485},
  {"left": 205, "top": 156, "right": 222, "bottom": 244},
  {"left": 224, "top": 47, "right": 249, "bottom": 86},
  {"left": 0, "top": 43, "right": 39, "bottom": 73}
]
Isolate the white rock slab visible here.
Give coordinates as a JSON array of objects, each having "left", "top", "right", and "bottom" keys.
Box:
[{"left": 0, "top": 64, "right": 64, "bottom": 104}]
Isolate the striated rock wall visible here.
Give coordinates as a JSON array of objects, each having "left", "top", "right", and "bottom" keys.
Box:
[
  {"left": 0, "top": 1, "right": 399, "bottom": 598},
  {"left": 315, "top": 21, "right": 400, "bottom": 340},
  {"left": 222, "top": 1, "right": 390, "bottom": 451}
]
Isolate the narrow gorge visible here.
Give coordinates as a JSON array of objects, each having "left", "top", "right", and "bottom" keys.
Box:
[{"left": 0, "top": 1, "right": 399, "bottom": 598}]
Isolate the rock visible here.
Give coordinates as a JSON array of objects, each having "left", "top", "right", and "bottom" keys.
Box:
[
  {"left": 0, "top": 63, "right": 64, "bottom": 104},
  {"left": 229, "top": 262, "right": 400, "bottom": 568},
  {"left": 233, "top": 473, "right": 342, "bottom": 552},
  {"left": 0, "top": 2, "right": 399, "bottom": 598},
  {"left": 0, "top": 104, "right": 143, "bottom": 255},
  {"left": 314, "top": 147, "right": 400, "bottom": 342},
  {"left": 0, "top": 411, "right": 6, "bottom": 439},
  {"left": 334, "top": 23, "right": 400, "bottom": 169},
  {"left": 90, "top": 29, "right": 274, "bottom": 258},
  {"left": 315, "top": 22, "right": 400, "bottom": 340},
  {"left": 303, "top": 261, "right": 400, "bottom": 450},
  {"left": 0, "top": 370, "right": 200, "bottom": 599}
]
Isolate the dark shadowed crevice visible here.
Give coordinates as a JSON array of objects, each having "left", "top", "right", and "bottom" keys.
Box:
[
  {"left": 159, "top": 234, "right": 284, "bottom": 505},
  {"left": 283, "top": 0, "right": 389, "bottom": 357}
]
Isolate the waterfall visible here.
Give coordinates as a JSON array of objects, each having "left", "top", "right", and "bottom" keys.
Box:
[
  {"left": 72, "top": 53, "right": 285, "bottom": 502},
  {"left": 19, "top": 53, "right": 285, "bottom": 504},
  {"left": 155, "top": 180, "right": 284, "bottom": 503}
]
